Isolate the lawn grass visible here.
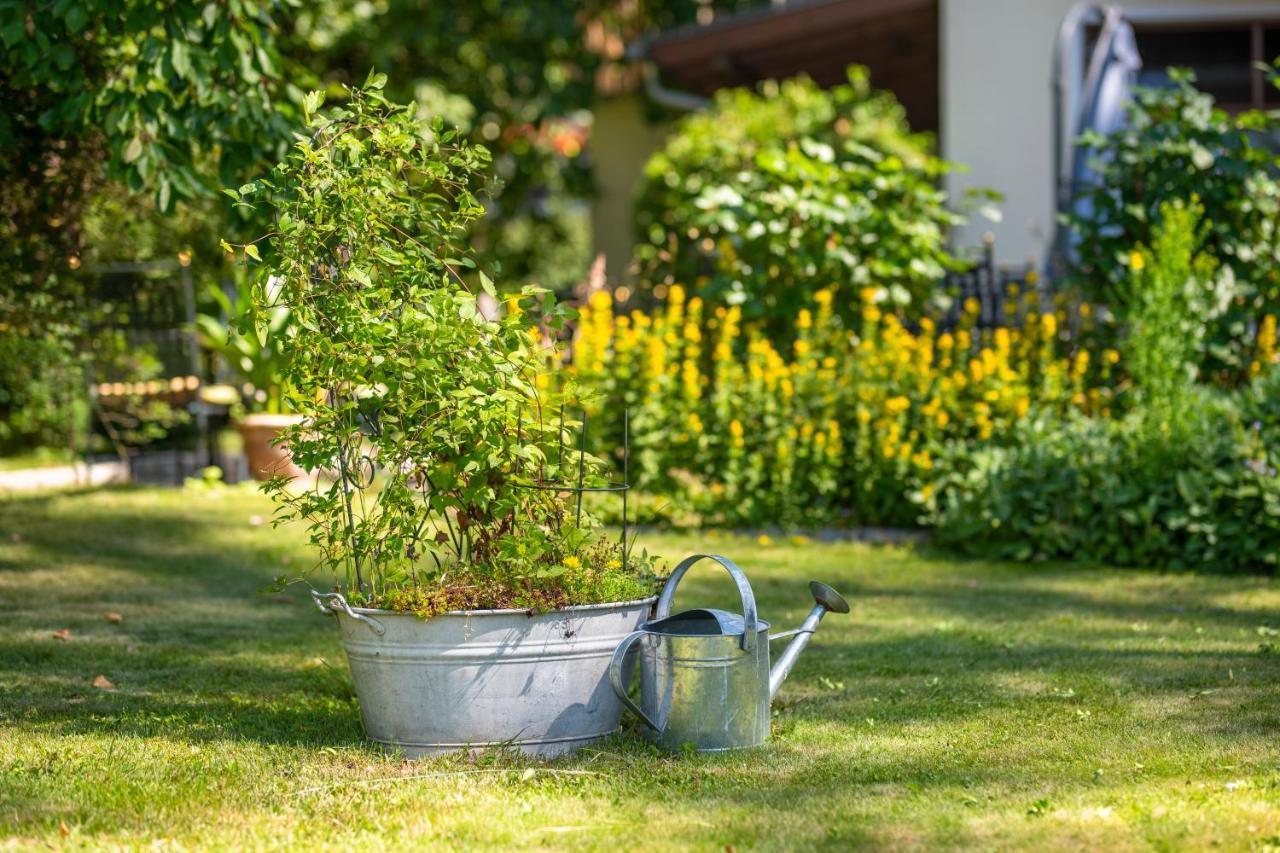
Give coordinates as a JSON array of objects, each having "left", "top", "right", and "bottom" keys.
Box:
[{"left": 2, "top": 486, "right": 1279, "bottom": 850}]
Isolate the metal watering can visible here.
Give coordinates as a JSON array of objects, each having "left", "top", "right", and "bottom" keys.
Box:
[{"left": 608, "top": 554, "right": 849, "bottom": 752}]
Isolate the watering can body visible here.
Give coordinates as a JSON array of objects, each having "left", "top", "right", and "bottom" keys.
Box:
[{"left": 609, "top": 554, "right": 848, "bottom": 752}]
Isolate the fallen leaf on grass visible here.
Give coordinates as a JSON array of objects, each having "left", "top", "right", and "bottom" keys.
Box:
[
  {"left": 51, "top": 629, "right": 71, "bottom": 641},
  {"left": 104, "top": 612, "right": 123, "bottom": 623},
  {"left": 59, "top": 822, "right": 69, "bottom": 838},
  {"left": 92, "top": 675, "right": 115, "bottom": 690}
]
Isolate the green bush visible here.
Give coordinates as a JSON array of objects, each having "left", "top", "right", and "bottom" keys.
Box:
[
  {"left": 241, "top": 81, "right": 658, "bottom": 613},
  {"left": 1120, "top": 200, "right": 1218, "bottom": 405},
  {"left": 632, "top": 68, "right": 983, "bottom": 326},
  {"left": 0, "top": 335, "right": 86, "bottom": 455},
  {"left": 927, "top": 394, "right": 1280, "bottom": 572},
  {"left": 1067, "top": 69, "right": 1280, "bottom": 377}
]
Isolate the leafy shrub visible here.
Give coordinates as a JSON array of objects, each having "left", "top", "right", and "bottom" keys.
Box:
[
  {"left": 926, "top": 395, "right": 1280, "bottom": 572},
  {"left": 1120, "top": 201, "right": 1219, "bottom": 404},
  {"left": 0, "top": 335, "right": 86, "bottom": 455},
  {"left": 632, "top": 69, "right": 981, "bottom": 326},
  {"left": 1067, "top": 69, "right": 1280, "bottom": 377},
  {"left": 240, "top": 81, "right": 658, "bottom": 612}
]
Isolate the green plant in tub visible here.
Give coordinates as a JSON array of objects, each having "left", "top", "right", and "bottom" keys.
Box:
[{"left": 230, "top": 77, "right": 659, "bottom": 611}]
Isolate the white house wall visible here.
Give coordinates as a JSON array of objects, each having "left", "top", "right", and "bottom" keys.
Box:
[{"left": 940, "top": 0, "right": 1280, "bottom": 269}]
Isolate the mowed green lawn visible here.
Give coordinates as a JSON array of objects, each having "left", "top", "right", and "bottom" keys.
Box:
[{"left": 2, "top": 487, "right": 1279, "bottom": 850}]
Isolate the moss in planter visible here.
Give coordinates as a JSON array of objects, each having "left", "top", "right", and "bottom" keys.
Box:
[{"left": 368, "top": 563, "right": 659, "bottom": 617}]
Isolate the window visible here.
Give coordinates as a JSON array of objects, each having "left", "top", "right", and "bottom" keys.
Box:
[{"left": 1089, "top": 18, "right": 1280, "bottom": 111}]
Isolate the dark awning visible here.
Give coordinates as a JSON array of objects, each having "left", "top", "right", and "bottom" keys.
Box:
[{"left": 635, "top": 0, "right": 939, "bottom": 133}]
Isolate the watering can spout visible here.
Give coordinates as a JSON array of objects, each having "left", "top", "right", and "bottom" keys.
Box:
[{"left": 768, "top": 581, "right": 849, "bottom": 700}]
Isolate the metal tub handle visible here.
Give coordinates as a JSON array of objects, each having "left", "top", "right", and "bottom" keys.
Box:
[
  {"left": 309, "top": 589, "right": 386, "bottom": 636},
  {"left": 655, "top": 554, "right": 758, "bottom": 652}
]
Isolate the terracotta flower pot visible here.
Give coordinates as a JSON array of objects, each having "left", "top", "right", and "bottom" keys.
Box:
[{"left": 236, "top": 413, "right": 307, "bottom": 481}]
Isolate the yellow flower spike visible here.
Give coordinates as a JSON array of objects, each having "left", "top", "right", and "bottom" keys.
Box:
[
  {"left": 1074, "top": 350, "right": 1090, "bottom": 376},
  {"left": 885, "top": 395, "right": 910, "bottom": 415},
  {"left": 1253, "top": 315, "right": 1276, "bottom": 373},
  {"left": 1130, "top": 251, "right": 1145, "bottom": 272}
]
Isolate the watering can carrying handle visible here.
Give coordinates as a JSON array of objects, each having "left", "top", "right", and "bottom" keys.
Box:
[
  {"left": 655, "top": 554, "right": 758, "bottom": 652},
  {"left": 608, "top": 630, "right": 662, "bottom": 733}
]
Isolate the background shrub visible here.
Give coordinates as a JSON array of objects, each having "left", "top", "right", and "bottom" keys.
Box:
[
  {"left": 632, "top": 68, "right": 983, "bottom": 328},
  {"left": 926, "top": 396, "right": 1280, "bottom": 572},
  {"left": 1119, "top": 200, "right": 1218, "bottom": 404},
  {"left": 1067, "top": 69, "right": 1280, "bottom": 379}
]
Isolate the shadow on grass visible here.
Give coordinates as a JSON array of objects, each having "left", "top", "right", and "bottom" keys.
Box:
[{"left": 1, "top": 486, "right": 363, "bottom": 748}]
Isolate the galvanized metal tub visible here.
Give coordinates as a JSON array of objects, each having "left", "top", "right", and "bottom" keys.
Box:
[{"left": 314, "top": 592, "right": 655, "bottom": 758}]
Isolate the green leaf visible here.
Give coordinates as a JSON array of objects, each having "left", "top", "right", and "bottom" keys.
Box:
[
  {"left": 123, "top": 137, "right": 144, "bottom": 164},
  {"left": 63, "top": 6, "right": 89, "bottom": 34},
  {"left": 171, "top": 40, "right": 190, "bottom": 78},
  {"left": 303, "top": 89, "right": 326, "bottom": 118},
  {"left": 478, "top": 270, "right": 496, "bottom": 297},
  {"left": 156, "top": 176, "right": 171, "bottom": 212},
  {"left": 244, "top": 244, "right": 261, "bottom": 262}
]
